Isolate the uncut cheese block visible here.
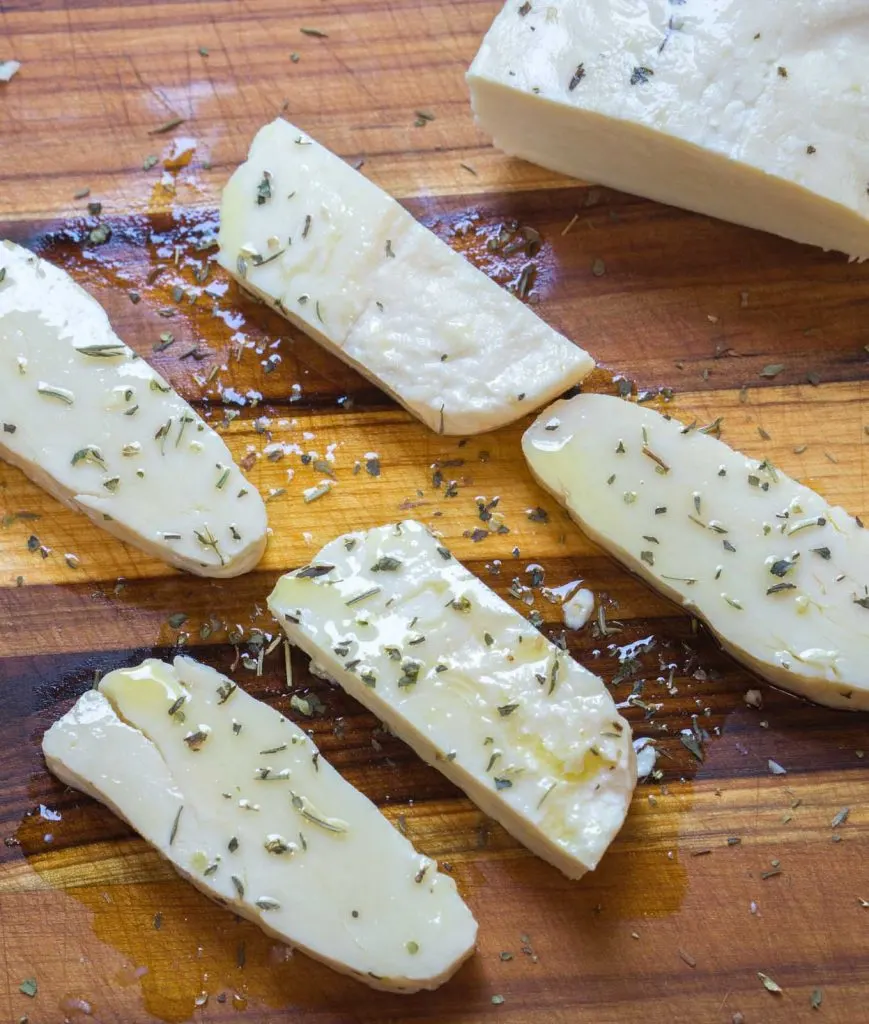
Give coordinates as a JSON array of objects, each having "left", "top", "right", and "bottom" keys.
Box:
[
  {"left": 268, "top": 520, "right": 636, "bottom": 879},
  {"left": 468, "top": 0, "right": 869, "bottom": 258},
  {"left": 0, "top": 241, "right": 267, "bottom": 577},
  {"left": 524, "top": 393, "right": 869, "bottom": 710},
  {"left": 218, "top": 118, "right": 593, "bottom": 434},
  {"left": 42, "top": 656, "right": 477, "bottom": 992}
]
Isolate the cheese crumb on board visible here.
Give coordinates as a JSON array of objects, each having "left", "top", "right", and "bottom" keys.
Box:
[
  {"left": 268, "top": 520, "right": 636, "bottom": 879},
  {"left": 524, "top": 393, "right": 869, "bottom": 710},
  {"left": 0, "top": 241, "right": 267, "bottom": 577},
  {"left": 468, "top": 0, "right": 869, "bottom": 258},
  {"left": 0, "top": 60, "right": 21, "bottom": 83},
  {"left": 563, "top": 586, "right": 595, "bottom": 630},
  {"left": 218, "top": 118, "right": 593, "bottom": 435},
  {"left": 42, "top": 656, "right": 477, "bottom": 992}
]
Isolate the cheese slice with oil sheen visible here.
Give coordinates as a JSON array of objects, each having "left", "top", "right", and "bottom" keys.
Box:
[
  {"left": 524, "top": 393, "right": 869, "bottom": 710},
  {"left": 268, "top": 520, "right": 636, "bottom": 879},
  {"left": 468, "top": 0, "right": 869, "bottom": 258},
  {"left": 0, "top": 241, "right": 267, "bottom": 577},
  {"left": 42, "top": 656, "right": 476, "bottom": 992},
  {"left": 217, "top": 118, "right": 592, "bottom": 434}
]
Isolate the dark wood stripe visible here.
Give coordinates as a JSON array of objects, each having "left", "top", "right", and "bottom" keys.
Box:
[
  {"left": 0, "top": 553, "right": 674, "bottom": 654},
  {"left": 4, "top": 602, "right": 866, "bottom": 840},
  {"left": 3, "top": 186, "right": 867, "bottom": 426}
]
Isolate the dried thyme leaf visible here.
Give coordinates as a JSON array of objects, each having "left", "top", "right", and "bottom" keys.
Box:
[
  {"left": 256, "top": 170, "right": 272, "bottom": 205},
  {"left": 169, "top": 806, "right": 183, "bottom": 845},
  {"left": 149, "top": 116, "right": 185, "bottom": 135},
  {"left": 758, "top": 972, "right": 783, "bottom": 994},
  {"left": 770, "top": 557, "right": 798, "bottom": 577},
  {"left": 296, "top": 563, "right": 334, "bottom": 579},
  {"left": 37, "top": 383, "right": 74, "bottom": 404},
  {"left": 680, "top": 733, "right": 704, "bottom": 761},
  {"left": 630, "top": 66, "right": 654, "bottom": 85},
  {"left": 766, "top": 582, "right": 796, "bottom": 595},
  {"left": 76, "top": 343, "right": 126, "bottom": 358},
  {"left": 371, "top": 556, "right": 402, "bottom": 572},
  {"left": 831, "top": 807, "right": 850, "bottom": 828},
  {"left": 678, "top": 949, "right": 697, "bottom": 968},
  {"left": 569, "top": 64, "right": 586, "bottom": 90}
]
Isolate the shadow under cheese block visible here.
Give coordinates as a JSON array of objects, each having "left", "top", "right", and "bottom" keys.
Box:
[
  {"left": 217, "top": 118, "right": 593, "bottom": 435},
  {"left": 523, "top": 393, "right": 869, "bottom": 710},
  {"left": 468, "top": 0, "right": 869, "bottom": 258},
  {"left": 0, "top": 241, "right": 267, "bottom": 578},
  {"left": 42, "top": 656, "right": 477, "bottom": 993},
  {"left": 268, "top": 520, "right": 637, "bottom": 880}
]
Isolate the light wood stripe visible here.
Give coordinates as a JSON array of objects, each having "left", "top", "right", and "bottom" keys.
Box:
[{"left": 1, "top": 384, "right": 867, "bottom": 594}]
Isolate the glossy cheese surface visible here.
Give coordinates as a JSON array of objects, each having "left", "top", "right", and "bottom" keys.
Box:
[
  {"left": 0, "top": 241, "right": 267, "bottom": 577},
  {"left": 468, "top": 0, "right": 869, "bottom": 257},
  {"left": 42, "top": 656, "right": 477, "bottom": 992},
  {"left": 524, "top": 393, "right": 869, "bottom": 710},
  {"left": 268, "top": 520, "right": 636, "bottom": 878},
  {"left": 218, "top": 118, "right": 593, "bottom": 434}
]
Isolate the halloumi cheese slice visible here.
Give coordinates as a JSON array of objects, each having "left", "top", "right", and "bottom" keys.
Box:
[
  {"left": 524, "top": 393, "right": 869, "bottom": 710},
  {"left": 267, "top": 520, "right": 636, "bottom": 879},
  {"left": 468, "top": 0, "right": 869, "bottom": 258},
  {"left": 42, "top": 656, "right": 477, "bottom": 992},
  {"left": 218, "top": 119, "right": 593, "bottom": 434},
  {"left": 0, "top": 241, "right": 267, "bottom": 577}
]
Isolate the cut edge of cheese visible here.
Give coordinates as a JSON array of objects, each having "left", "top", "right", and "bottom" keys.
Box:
[
  {"left": 0, "top": 241, "right": 268, "bottom": 578},
  {"left": 218, "top": 118, "right": 594, "bottom": 435},
  {"left": 267, "top": 519, "right": 636, "bottom": 879},
  {"left": 42, "top": 656, "right": 477, "bottom": 993},
  {"left": 469, "top": 83, "right": 869, "bottom": 260},
  {"left": 523, "top": 393, "right": 869, "bottom": 710}
]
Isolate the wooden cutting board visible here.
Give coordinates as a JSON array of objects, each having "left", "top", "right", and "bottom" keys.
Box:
[{"left": 1, "top": 2, "right": 868, "bottom": 1022}]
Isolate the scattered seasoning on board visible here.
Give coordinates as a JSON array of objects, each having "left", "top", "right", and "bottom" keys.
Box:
[
  {"left": 19, "top": 979, "right": 37, "bottom": 998},
  {"left": 149, "top": 116, "right": 185, "bottom": 135},
  {"left": 758, "top": 972, "right": 783, "bottom": 994}
]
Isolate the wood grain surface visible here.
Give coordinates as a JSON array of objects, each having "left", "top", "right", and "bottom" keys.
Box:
[{"left": 2, "top": 2, "right": 869, "bottom": 1023}]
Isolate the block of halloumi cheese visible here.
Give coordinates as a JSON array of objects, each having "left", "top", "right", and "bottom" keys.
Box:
[
  {"left": 268, "top": 520, "right": 636, "bottom": 879},
  {"left": 218, "top": 119, "right": 593, "bottom": 434},
  {"left": 42, "top": 656, "right": 477, "bottom": 992},
  {"left": 524, "top": 393, "right": 869, "bottom": 710},
  {"left": 0, "top": 241, "right": 267, "bottom": 577},
  {"left": 468, "top": 0, "right": 869, "bottom": 258}
]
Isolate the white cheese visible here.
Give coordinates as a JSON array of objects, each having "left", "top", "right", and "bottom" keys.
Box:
[
  {"left": 42, "top": 656, "right": 476, "bottom": 992},
  {"left": 0, "top": 60, "right": 21, "bottom": 83},
  {"left": 563, "top": 586, "right": 595, "bottom": 630},
  {"left": 468, "top": 0, "right": 869, "bottom": 258},
  {"left": 267, "top": 520, "right": 636, "bottom": 879},
  {"left": 218, "top": 119, "right": 593, "bottom": 434},
  {"left": 0, "top": 241, "right": 267, "bottom": 577},
  {"left": 523, "top": 393, "right": 869, "bottom": 710}
]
